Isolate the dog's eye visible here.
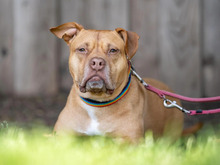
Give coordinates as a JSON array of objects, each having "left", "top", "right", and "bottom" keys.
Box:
[
  {"left": 78, "top": 48, "right": 86, "bottom": 52},
  {"left": 109, "top": 48, "right": 118, "bottom": 54}
]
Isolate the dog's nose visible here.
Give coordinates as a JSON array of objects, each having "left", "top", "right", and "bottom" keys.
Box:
[{"left": 90, "top": 57, "right": 106, "bottom": 71}]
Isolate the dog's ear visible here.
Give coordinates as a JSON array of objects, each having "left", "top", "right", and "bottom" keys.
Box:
[
  {"left": 50, "top": 22, "right": 84, "bottom": 45},
  {"left": 115, "top": 28, "right": 139, "bottom": 59}
]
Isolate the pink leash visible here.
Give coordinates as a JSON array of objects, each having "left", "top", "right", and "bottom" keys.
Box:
[{"left": 131, "top": 64, "right": 220, "bottom": 116}]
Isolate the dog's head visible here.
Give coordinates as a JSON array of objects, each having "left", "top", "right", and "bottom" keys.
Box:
[{"left": 50, "top": 22, "right": 139, "bottom": 101}]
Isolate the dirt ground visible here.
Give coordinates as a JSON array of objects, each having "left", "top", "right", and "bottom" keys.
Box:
[
  {"left": 0, "top": 92, "right": 68, "bottom": 128},
  {"left": 0, "top": 92, "right": 220, "bottom": 132}
]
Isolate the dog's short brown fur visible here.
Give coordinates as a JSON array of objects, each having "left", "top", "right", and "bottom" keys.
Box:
[{"left": 50, "top": 22, "right": 184, "bottom": 143}]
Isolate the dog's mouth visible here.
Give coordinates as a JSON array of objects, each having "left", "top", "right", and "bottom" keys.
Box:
[{"left": 79, "top": 75, "right": 114, "bottom": 95}]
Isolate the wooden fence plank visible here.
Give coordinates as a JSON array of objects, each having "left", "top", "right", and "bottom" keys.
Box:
[
  {"left": 158, "top": 0, "right": 201, "bottom": 97},
  {"left": 203, "top": 0, "right": 220, "bottom": 97},
  {"left": 59, "top": 0, "right": 129, "bottom": 90},
  {"left": 130, "top": 0, "right": 160, "bottom": 79},
  {"left": 0, "top": 0, "right": 14, "bottom": 94},
  {"left": 84, "top": 0, "right": 129, "bottom": 30},
  {"left": 14, "top": 0, "right": 58, "bottom": 96}
]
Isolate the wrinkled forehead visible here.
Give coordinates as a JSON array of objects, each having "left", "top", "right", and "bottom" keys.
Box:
[{"left": 71, "top": 29, "right": 125, "bottom": 48}]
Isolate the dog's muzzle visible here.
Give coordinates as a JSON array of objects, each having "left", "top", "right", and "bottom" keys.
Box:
[
  {"left": 86, "top": 76, "right": 105, "bottom": 93},
  {"left": 79, "top": 75, "right": 114, "bottom": 95}
]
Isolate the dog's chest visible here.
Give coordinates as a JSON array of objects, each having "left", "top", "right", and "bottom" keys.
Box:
[{"left": 80, "top": 102, "right": 103, "bottom": 136}]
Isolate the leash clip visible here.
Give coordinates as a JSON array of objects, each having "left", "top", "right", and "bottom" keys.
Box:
[{"left": 163, "top": 99, "right": 191, "bottom": 114}]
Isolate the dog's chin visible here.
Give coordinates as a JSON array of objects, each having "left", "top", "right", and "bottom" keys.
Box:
[
  {"left": 79, "top": 76, "right": 114, "bottom": 95},
  {"left": 86, "top": 79, "right": 106, "bottom": 94}
]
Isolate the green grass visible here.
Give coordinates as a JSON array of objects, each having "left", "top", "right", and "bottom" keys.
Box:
[{"left": 0, "top": 121, "right": 220, "bottom": 165}]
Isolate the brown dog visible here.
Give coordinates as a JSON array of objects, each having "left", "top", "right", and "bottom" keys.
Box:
[{"left": 50, "top": 22, "right": 184, "bottom": 143}]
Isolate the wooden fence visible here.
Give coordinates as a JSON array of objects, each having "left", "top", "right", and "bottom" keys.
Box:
[{"left": 0, "top": 0, "right": 220, "bottom": 98}]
